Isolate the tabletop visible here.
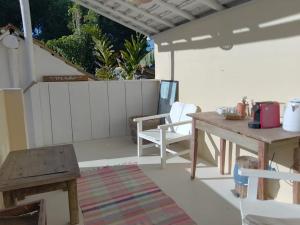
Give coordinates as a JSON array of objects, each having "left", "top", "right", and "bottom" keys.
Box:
[
  {"left": 188, "top": 112, "right": 300, "bottom": 144},
  {"left": 0, "top": 144, "right": 80, "bottom": 192}
]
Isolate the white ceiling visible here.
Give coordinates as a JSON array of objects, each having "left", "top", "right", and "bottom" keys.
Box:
[{"left": 75, "top": 0, "right": 252, "bottom": 36}]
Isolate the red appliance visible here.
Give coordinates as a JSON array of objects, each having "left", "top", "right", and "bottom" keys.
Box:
[{"left": 248, "top": 102, "right": 280, "bottom": 129}]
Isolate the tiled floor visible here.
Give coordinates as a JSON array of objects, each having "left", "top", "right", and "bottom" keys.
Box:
[{"left": 21, "top": 136, "right": 242, "bottom": 225}]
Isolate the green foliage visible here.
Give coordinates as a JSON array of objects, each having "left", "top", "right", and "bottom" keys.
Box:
[
  {"left": 46, "top": 25, "right": 100, "bottom": 74},
  {"left": 140, "top": 51, "right": 155, "bottom": 67},
  {"left": 94, "top": 34, "right": 116, "bottom": 68},
  {"left": 84, "top": 10, "right": 98, "bottom": 25},
  {"left": 97, "top": 17, "right": 137, "bottom": 51},
  {"left": 119, "top": 34, "right": 149, "bottom": 79},
  {"left": 94, "top": 33, "right": 117, "bottom": 80},
  {"left": 46, "top": 6, "right": 103, "bottom": 74},
  {"left": 0, "top": 1, "right": 150, "bottom": 76},
  {"left": 68, "top": 4, "right": 82, "bottom": 33},
  {"left": 95, "top": 67, "right": 115, "bottom": 80}
]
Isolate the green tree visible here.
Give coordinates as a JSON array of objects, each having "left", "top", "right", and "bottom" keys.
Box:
[
  {"left": 46, "top": 6, "right": 102, "bottom": 74},
  {"left": 68, "top": 3, "right": 82, "bottom": 33},
  {"left": 94, "top": 34, "right": 117, "bottom": 80},
  {"left": 97, "top": 17, "right": 137, "bottom": 51},
  {"left": 0, "top": 1, "right": 146, "bottom": 75},
  {"left": 46, "top": 25, "right": 100, "bottom": 74},
  {"left": 119, "top": 34, "right": 149, "bottom": 80}
]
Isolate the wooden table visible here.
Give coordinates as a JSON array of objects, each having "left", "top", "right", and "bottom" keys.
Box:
[
  {"left": 188, "top": 112, "right": 300, "bottom": 203},
  {"left": 0, "top": 144, "right": 80, "bottom": 225}
]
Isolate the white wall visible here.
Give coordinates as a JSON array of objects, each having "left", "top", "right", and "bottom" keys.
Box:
[
  {"left": 0, "top": 39, "right": 84, "bottom": 88},
  {"left": 33, "top": 43, "right": 84, "bottom": 79},
  {"left": 0, "top": 45, "right": 11, "bottom": 87},
  {"left": 154, "top": 0, "right": 300, "bottom": 203}
]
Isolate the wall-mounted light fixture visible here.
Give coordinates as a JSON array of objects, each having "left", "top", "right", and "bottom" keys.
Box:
[{"left": 0, "top": 30, "right": 19, "bottom": 49}]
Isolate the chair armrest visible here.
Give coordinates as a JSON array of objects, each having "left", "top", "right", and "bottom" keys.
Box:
[
  {"left": 133, "top": 113, "right": 169, "bottom": 122},
  {"left": 239, "top": 168, "right": 300, "bottom": 182},
  {"left": 158, "top": 120, "right": 192, "bottom": 130}
]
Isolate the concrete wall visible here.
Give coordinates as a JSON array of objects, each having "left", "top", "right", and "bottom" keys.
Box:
[
  {"left": 154, "top": 0, "right": 300, "bottom": 203},
  {"left": 0, "top": 89, "right": 27, "bottom": 208},
  {"left": 4, "top": 90, "right": 27, "bottom": 151},
  {"left": 0, "top": 40, "right": 84, "bottom": 89}
]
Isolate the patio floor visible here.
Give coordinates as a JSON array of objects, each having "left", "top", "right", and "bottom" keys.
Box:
[{"left": 20, "top": 136, "right": 242, "bottom": 225}]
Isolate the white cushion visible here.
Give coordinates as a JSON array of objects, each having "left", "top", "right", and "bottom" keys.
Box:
[
  {"left": 166, "top": 102, "right": 197, "bottom": 135},
  {"left": 241, "top": 199, "right": 300, "bottom": 225},
  {"left": 168, "top": 102, "right": 184, "bottom": 124},
  {"left": 241, "top": 199, "right": 300, "bottom": 219},
  {"left": 177, "top": 103, "right": 198, "bottom": 135},
  {"left": 244, "top": 215, "right": 300, "bottom": 225}
]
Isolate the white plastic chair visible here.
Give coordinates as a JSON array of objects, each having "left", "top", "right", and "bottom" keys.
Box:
[
  {"left": 239, "top": 168, "right": 300, "bottom": 225},
  {"left": 134, "top": 102, "right": 198, "bottom": 168}
]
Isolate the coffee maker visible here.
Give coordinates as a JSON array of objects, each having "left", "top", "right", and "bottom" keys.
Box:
[{"left": 248, "top": 102, "right": 280, "bottom": 129}]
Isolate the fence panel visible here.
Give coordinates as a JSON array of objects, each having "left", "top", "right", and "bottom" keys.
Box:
[
  {"left": 89, "top": 81, "right": 110, "bottom": 139},
  {"left": 69, "top": 82, "right": 92, "bottom": 142},
  {"left": 49, "top": 82, "right": 73, "bottom": 144},
  {"left": 108, "top": 81, "right": 127, "bottom": 137},
  {"left": 25, "top": 80, "right": 160, "bottom": 147}
]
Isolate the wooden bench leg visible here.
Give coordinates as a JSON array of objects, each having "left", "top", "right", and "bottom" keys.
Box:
[
  {"left": 67, "top": 180, "right": 79, "bottom": 225},
  {"left": 220, "top": 139, "right": 226, "bottom": 175},
  {"left": 3, "top": 191, "right": 16, "bottom": 208}
]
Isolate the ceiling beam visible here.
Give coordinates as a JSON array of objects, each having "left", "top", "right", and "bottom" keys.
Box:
[
  {"left": 111, "top": 0, "right": 175, "bottom": 28},
  {"left": 195, "top": 0, "right": 225, "bottom": 11},
  {"left": 76, "top": 0, "right": 150, "bottom": 36},
  {"left": 154, "top": 0, "right": 195, "bottom": 21},
  {"left": 85, "top": 0, "right": 159, "bottom": 34}
]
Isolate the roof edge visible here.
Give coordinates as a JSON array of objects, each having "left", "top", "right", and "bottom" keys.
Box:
[{"left": 1, "top": 24, "right": 96, "bottom": 80}]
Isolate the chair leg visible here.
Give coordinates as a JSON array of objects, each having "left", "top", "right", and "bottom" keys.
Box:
[
  {"left": 137, "top": 136, "right": 143, "bottom": 157},
  {"left": 160, "top": 129, "right": 166, "bottom": 168},
  {"left": 137, "top": 121, "right": 143, "bottom": 157},
  {"left": 160, "top": 144, "right": 166, "bottom": 168}
]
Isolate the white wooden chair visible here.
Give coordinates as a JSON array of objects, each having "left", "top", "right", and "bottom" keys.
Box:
[
  {"left": 134, "top": 102, "right": 198, "bottom": 168},
  {"left": 239, "top": 168, "right": 300, "bottom": 225}
]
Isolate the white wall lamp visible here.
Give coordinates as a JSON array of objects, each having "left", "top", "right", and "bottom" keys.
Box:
[{"left": 0, "top": 30, "right": 20, "bottom": 49}]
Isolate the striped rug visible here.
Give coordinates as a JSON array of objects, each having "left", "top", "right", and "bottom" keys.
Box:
[{"left": 77, "top": 165, "right": 196, "bottom": 225}]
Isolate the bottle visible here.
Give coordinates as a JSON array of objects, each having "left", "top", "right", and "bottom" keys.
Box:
[{"left": 236, "top": 97, "right": 247, "bottom": 119}]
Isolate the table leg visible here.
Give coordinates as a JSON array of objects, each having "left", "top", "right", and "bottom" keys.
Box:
[
  {"left": 293, "top": 144, "right": 300, "bottom": 204},
  {"left": 236, "top": 145, "right": 241, "bottom": 158},
  {"left": 191, "top": 119, "right": 199, "bottom": 179},
  {"left": 3, "top": 191, "right": 16, "bottom": 208},
  {"left": 67, "top": 179, "right": 79, "bottom": 225},
  {"left": 258, "top": 142, "right": 269, "bottom": 200},
  {"left": 220, "top": 139, "right": 226, "bottom": 175}
]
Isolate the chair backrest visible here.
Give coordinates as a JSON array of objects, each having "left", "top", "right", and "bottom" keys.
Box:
[
  {"left": 166, "top": 102, "right": 198, "bottom": 135},
  {"left": 240, "top": 168, "right": 300, "bottom": 201}
]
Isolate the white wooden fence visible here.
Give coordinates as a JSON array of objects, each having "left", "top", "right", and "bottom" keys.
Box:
[{"left": 25, "top": 80, "right": 160, "bottom": 147}]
